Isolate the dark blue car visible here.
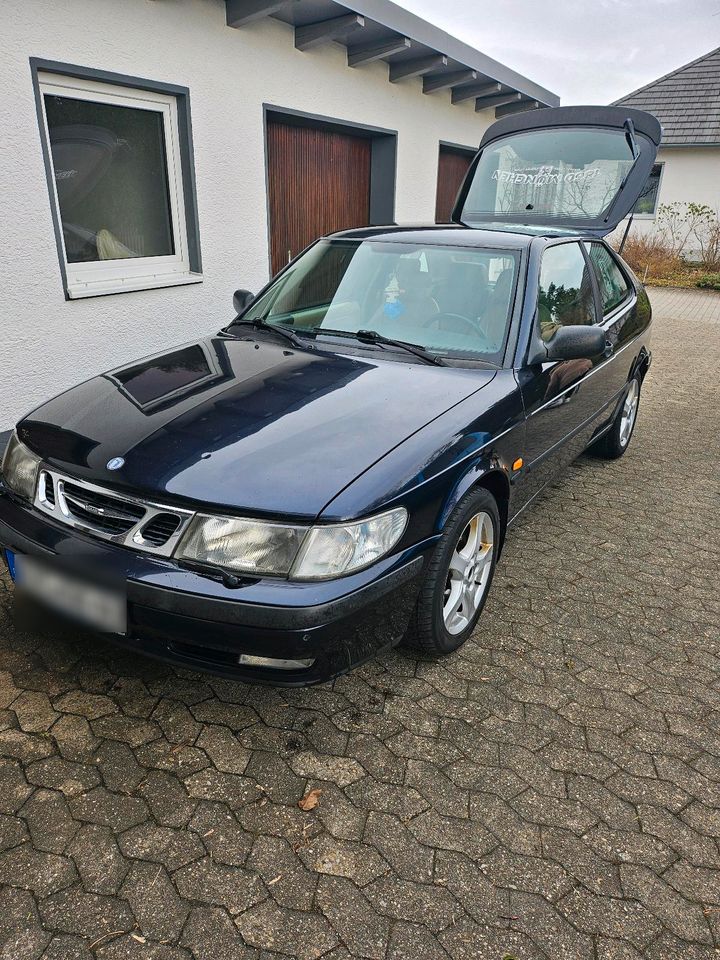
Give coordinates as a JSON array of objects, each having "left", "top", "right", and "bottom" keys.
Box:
[{"left": 0, "top": 106, "right": 661, "bottom": 684}]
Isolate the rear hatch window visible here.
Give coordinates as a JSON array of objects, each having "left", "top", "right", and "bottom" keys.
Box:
[{"left": 453, "top": 106, "right": 661, "bottom": 236}]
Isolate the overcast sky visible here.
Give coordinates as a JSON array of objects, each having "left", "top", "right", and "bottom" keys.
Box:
[{"left": 398, "top": 0, "right": 720, "bottom": 104}]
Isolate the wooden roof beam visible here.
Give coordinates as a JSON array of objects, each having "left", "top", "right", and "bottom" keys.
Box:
[
  {"left": 348, "top": 35, "right": 411, "bottom": 67},
  {"left": 389, "top": 53, "right": 447, "bottom": 82},
  {"left": 226, "top": 0, "right": 298, "bottom": 28},
  {"left": 475, "top": 91, "right": 522, "bottom": 112},
  {"left": 495, "top": 98, "right": 542, "bottom": 118},
  {"left": 423, "top": 69, "right": 477, "bottom": 94},
  {"left": 451, "top": 81, "right": 502, "bottom": 104},
  {"left": 295, "top": 13, "right": 365, "bottom": 51}
]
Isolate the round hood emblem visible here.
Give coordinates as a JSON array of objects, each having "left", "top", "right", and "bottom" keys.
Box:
[{"left": 106, "top": 457, "right": 125, "bottom": 471}]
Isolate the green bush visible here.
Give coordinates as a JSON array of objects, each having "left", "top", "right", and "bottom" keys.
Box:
[{"left": 696, "top": 273, "right": 720, "bottom": 290}]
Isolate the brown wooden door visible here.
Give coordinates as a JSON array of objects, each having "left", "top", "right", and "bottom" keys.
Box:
[
  {"left": 435, "top": 146, "right": 474, "bottom": 223},
  {"left": 266, "top": 117, "right": 372, "bottom": 276}
]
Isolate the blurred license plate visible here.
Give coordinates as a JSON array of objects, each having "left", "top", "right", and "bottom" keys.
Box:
[{"left": 14, "top": 554, "right": 126, "bottom": 635}]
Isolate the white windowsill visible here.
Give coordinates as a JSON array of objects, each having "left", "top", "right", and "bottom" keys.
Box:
[{"left": 66, "top": 271, "right": 203, "bottom": 300}]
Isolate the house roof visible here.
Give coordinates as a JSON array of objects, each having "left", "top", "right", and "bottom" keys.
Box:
[
  {"left": 613, "top": 45, "right": 720, "bottom": 146},
  {"left": 225, "top": 0, "right": 559, "bottom": 114}
]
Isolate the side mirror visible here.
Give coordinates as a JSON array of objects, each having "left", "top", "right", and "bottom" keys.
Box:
[
  {"left": 233, "top": 289, "right": 254, "bottom": 315},
  {"left": 546, "top": 325, "right": 606, "bottom": 361}
]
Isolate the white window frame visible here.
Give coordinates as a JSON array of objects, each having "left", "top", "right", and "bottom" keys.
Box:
[{"left": 37, "top": 71, "right": 202, "bottom": 299}]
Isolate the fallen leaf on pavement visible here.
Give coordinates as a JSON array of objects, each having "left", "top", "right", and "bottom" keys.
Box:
[{"left": 298, "top": 788, "right": 323, "bottom": 811}]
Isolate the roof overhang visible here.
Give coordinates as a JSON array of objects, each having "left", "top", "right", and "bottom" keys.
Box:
[{"left": 225, "top": 0, "right": 559, "bottom": 117}]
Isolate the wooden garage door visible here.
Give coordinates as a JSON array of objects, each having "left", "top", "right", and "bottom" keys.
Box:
[
  {"left": 435, "top": 146, "right": 474, "bottom": 223},
  {"left": 267, "top": 117, "right": 372, "bottom": 276}
]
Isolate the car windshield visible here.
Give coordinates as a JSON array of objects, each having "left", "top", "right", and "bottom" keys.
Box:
[{"left": 235, "top": 240, "right": 520, "bottom": 362}]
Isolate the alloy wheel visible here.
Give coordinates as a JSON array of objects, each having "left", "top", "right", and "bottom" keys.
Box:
[
  {"left": 619, "top": 379, "right": 640, "bottom": 448},
  {"left": 442, "top": 510, "right": 494, "bottom": 635}
]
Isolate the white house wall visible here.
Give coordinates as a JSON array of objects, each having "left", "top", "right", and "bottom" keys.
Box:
[
  {"left": 1, "top": 0, "right": 497, "bottom": 428},
  {"left": 628, "top": 146, "right": 720, "bottom": 256}
]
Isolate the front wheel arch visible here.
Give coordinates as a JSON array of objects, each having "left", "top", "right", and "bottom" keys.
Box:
[
  {"left": 405, "top": 484, "right": 501, "bottom": 655},
  {"left": 438, "top": 465, "right": 510, "bottom": 553}
]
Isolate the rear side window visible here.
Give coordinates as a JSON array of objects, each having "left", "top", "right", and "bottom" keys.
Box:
[
  {"left": 585, "top": 242, "right": 630, "bottom": 315},
  {"left": 537, "top": 242, "right": 596, "bottom": 342}
]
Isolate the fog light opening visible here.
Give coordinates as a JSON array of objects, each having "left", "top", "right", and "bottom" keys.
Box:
[{"left": 238, "top": 654, "right": 316, "bottom": 670}]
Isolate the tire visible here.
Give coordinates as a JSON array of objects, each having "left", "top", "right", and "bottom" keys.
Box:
[
  {"left": 405, "top": 486, "right": 500, "bottom": 656},
  {"left": 591, "top": 375, "right": 641, "bottom": 460}
]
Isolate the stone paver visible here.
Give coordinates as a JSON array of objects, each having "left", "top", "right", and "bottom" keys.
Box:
[{"left": 0, "top": 286, "right": 719, "bottom": 957}]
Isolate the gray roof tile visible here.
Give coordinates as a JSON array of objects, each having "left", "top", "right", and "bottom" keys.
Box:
[{"left": 613, "top": 46, "right": 720, "bottom": 145}]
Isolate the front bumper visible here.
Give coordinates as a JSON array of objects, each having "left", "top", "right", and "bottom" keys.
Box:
[{"left": 0, "top": 490, "right": 428, "bottom": 685}]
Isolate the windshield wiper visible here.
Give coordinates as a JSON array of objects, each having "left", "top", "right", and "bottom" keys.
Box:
[
  {"left": 225, "top": 316, "right": 307, "bottom": 350},
  {"left": 604, "top": 118, "right": 642, "bottom": 226},
  {"left": 624, "top": 117, "right": 639, "bottom": 160},
  {"left": 355, "top": 329, "right": 446, "bottom": 366},
  {"left": 314, "top": 327, "right": 446, "bottom": 366}
]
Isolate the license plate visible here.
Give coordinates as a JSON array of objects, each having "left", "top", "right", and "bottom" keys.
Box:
[
  {"left": 13, "top": 554, "right": 127, "bottom": 635},
  {"left": 4, "top": 549, "right": 17, "bottom": 580}
]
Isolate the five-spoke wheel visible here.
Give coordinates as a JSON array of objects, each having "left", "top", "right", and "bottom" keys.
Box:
[
  {"left": 405, "top": 487, "right": 500, "bottom": 655},
  {"left": 619, "top": 378, "right": 640, "bottom": 449},
  {"left": 592, "top": 373, "right": 642, "bottom": 459},
  {"left": 443, "top": 511, "right": 495, "bottom": 635}
]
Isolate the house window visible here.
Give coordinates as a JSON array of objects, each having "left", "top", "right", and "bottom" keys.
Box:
[
  {"left": 633, "top": 163, "right": 663, "bottom": 217},
  {"left": 35, "top": 68, "right": 201, "bottom": 298}
]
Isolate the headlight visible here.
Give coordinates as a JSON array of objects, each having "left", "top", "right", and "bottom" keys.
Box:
[
  {"left": 291, "top": 508, "right": 407, "bottom": 580},
  {"left": 177, "top": 515, "right": 307, "bottom": 576},
  {"left": 176, "top": 506, "right": 407, "bottom": 580},
  {"left": 1, "top": 431, "right": 41, "bottom": 502}
]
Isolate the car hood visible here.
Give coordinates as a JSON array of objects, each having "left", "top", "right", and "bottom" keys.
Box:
[{"left": 19, "top": 335, "right": 496, "bottom": 520}]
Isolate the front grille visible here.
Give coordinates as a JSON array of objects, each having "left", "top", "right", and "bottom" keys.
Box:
[
  {"left": 34, "top": 469, "right": 194, "bottom": 558},
  {"left": 44, "top": 476, "right": 56, "bottom": 507},
  {"left": 139, "top": 513, "right": 181, "bottom": 546},
  {"left": 63, "top": 482, "right": 145, "bottom": 536}
]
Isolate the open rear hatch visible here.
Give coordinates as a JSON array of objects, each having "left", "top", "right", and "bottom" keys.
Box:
[{"left": 452, "top": 105, "right": 662, "bottom": 237}]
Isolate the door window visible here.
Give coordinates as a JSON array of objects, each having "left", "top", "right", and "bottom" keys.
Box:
[
  {"left": 537, "top": 242, "right": 596, "bottom": 342},
  {"left": 585, "top": 242, "right": 630, "bottom": 315}
]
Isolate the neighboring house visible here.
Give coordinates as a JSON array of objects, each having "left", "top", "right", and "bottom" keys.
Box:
[
  {"left": 1, "top": 0, "right": 556, "bottom": 429},
  {"left": 613, "top": 46, "right": 720, "bottom": 254}
]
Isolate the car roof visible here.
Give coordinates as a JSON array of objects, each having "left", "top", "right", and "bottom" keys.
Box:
[{"left": 327, "top": 223, "right": 586, "bottom": 248}]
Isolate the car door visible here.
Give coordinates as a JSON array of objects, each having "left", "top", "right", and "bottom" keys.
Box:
[
  {"left": 514, "top": 239, "right": 612, "bottom": 506},
  {"left": 583, "top": 241, "right": 641, "bottom": 429}
]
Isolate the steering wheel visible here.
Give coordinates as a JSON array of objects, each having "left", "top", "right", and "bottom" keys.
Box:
[{"left": 425, "top": 311, "right": 488, "bottom": 340}]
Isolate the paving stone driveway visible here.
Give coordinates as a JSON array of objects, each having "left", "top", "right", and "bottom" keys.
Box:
[{"left": 1, "top": 287, "right": 719, "bottom": 960}]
